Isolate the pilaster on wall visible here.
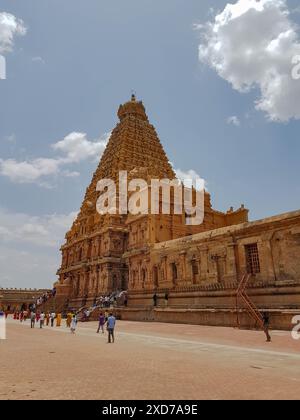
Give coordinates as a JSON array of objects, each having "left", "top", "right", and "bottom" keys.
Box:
[{"left": 225, "top": 242, "right": 239, "bottom": 283}]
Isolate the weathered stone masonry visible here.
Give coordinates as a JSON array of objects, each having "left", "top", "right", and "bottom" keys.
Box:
[{"left": 54, "top": 96, "right": 300, "bottom": 329}]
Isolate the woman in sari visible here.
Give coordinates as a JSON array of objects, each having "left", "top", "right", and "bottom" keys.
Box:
[
  {"left": 56, "top": 313, "right": 62, "bottom": 327},
  {"left": 45, "top": 312, "right": 50, "bottom": 326},
  {"left": 66, "top": 312, "right": 72, "bottom": 328}
]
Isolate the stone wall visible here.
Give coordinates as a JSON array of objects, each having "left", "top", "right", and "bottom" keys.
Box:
[
  {"left": 115, "top": 307, "right": 300, "bottom": 331},
  {"left": 126, "top": 210, "right": 300, "bottom": 313},
  {"left": 0, "top": 288, "right": 51, "bottom": 312}
]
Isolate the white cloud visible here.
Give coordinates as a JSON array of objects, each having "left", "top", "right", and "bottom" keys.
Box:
[
  {"left": 52, "top": 131, "right": 109, "bottom": 163},
  {"left": 0, "top": 131, "right": 110, "bottom": 185},
  {"left": 0, "top": 208, "right": 77, "bottom": 248},
  {"left": 61, "top": 170, "right": 80, "bottom": 178},
  {"left": 4, "top": 133, "right": 16, "bottom": 143},
  {"left": 0, "top": 245, "right": 60, "bottom": 289},
  {"left": 175, "top": 168, "right": 206, "bottom": 190},
  {"left": 0, "top": 225, "right": 10, "bottom": 237},
  {"left": 20, "top": 223, "right": 49, "bottom": 237},
  {"left": 227, "top": 115, "right": 241, "bottom": 126},
  {"left": 0, "top": 208, "right": 78, "bottom": 287},
  {"left": 0, "top": 157, "right": 61, "bottom": 184},
  {"left": 32, "top": 56, "right": 45, "bottom": 64},
  {"left": 197, "top": 0, "right": 300, "bottom": 122},
  {"left": 0, "top": 12, "right": 26, "bottom": 54}
]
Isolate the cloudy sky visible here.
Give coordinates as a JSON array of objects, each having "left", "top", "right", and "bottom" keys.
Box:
[{"left": 0, "top": 0, "right": 300, "bottom": 288}]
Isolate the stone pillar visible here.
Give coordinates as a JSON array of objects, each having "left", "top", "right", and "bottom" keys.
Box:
[
  {"left": 259, "top": 234, "right": 276, "bottom": 283},
  {"left": 164, "top": 256, "right": 168, "bottom": 283},
  {"left": 97, "top": 237, "right": 101, "bottom": 258},
  {"left": 199, "top": 247, "right": 209, "bottom": 281},
  {"left": 225, "top": 243, "right": 238, "bottom": 283},
  {"left": 179, "top": 251, "right": 187, "bottom": 283},
  {"left": 84, "top": 269, "right": 90, "bottom": 296},
  {"left": 79, "top": 272, "right": 85, "bottom": 297},
  {"left": 95, "top": 266, "right": 100, "bottom": 296}
]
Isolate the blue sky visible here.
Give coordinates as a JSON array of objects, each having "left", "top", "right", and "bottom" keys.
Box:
[{"left": 0, "top": 0, "right": 300, "bottom": 288}]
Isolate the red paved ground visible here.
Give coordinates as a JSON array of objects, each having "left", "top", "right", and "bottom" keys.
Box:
[{"left": 1, "top": 317, "right": 300, "bottom": 400}]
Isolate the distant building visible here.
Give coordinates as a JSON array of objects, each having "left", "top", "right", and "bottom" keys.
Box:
[{"left": 0, "top": 288, "right": 51, "bottom": 312}]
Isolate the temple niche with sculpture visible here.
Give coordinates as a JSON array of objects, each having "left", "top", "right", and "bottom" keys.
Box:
[{"left": 54, "top": 95, "right": 300, "bottom": 328}]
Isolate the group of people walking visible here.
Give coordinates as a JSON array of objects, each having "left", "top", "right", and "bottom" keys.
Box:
[
  {"left": 14, "top": 310, "right": 78, "bottom": 333},
  {"left": 11, "top": 309, "right": 117, "bottom": 343},
  {"left": 14, "top": 310, "right": 65, "bottom": 329},
  {"left": 97, "top": 295, "right": 115, "bottom": 308},
  {"left": 33, "top": 287, "right": 56, "bottom": 308},
  {"left": 97, "top": 312, "right": 116, "bottom": 343},
  {"left": 28, "top": 311, "right": 62, "bottom": 328}
]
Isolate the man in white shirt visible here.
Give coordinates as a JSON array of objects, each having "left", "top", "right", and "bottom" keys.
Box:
[
  {"left": 50, "top": 312, "right": 56, "bottom": 327},
  {"left": 30, "top": 312, "right": 36, "bottom": 328},
  {"left": 40, "top": 312, "right": 45, "bottom": 329}
]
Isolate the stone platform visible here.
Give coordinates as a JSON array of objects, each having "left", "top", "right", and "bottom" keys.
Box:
[
  {"left": 114, "top": 307, "right": 300, "bottom": 331},
  {"left": 105, "top": 280, "right": 300, "bottom": 331}
]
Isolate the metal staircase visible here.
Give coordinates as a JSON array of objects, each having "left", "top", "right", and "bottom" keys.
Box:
[{"left": 236, "top": 273, "right": 271, "bottom": 341}]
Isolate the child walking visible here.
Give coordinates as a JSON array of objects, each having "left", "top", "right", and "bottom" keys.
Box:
[{"left": 70, "top": 315, "right": 77, "bottom": 334}]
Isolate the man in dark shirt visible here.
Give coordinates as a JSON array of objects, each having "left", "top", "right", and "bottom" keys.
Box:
[
  {"left": 107, "top": 313, "right": 116, "bottom": 343},
  {"left": 262, "top": 312, "right": 271, "bottom": 342}
]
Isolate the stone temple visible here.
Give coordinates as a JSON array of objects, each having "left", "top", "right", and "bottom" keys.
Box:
[{"left": 53, "top": 95, "right": 300, "bottom": 330}]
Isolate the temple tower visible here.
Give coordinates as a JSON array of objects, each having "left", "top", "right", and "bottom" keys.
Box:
[{"left": 55, "top": 95, "right": 248, "bottom": 309}]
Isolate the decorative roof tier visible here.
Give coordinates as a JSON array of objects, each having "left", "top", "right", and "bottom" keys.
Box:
[
  {"left": 117, "top": 94, "right": 149, "bottom": 122},
  {"left": 66, "top": 95, "right": 177, "bottom": 239}
]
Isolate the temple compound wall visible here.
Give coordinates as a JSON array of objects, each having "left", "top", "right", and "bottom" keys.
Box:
[
  {"left": 126, "top": 210, "right": 300, "bottom": 300},
  {"left": 121, "top": 210, "right": 300, "bottom": 329},
  {"left": 0, "top": 288, "right": 51, "bottom": 312}
]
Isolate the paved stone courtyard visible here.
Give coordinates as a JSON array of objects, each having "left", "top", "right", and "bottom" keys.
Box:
[{"left": 1, "top": 317, "right": 300, "bottom": 400}]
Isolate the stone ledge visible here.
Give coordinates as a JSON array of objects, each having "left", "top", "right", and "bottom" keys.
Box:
[{"left": 115, "top": 307, "right": 300, "bottom": 331}]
